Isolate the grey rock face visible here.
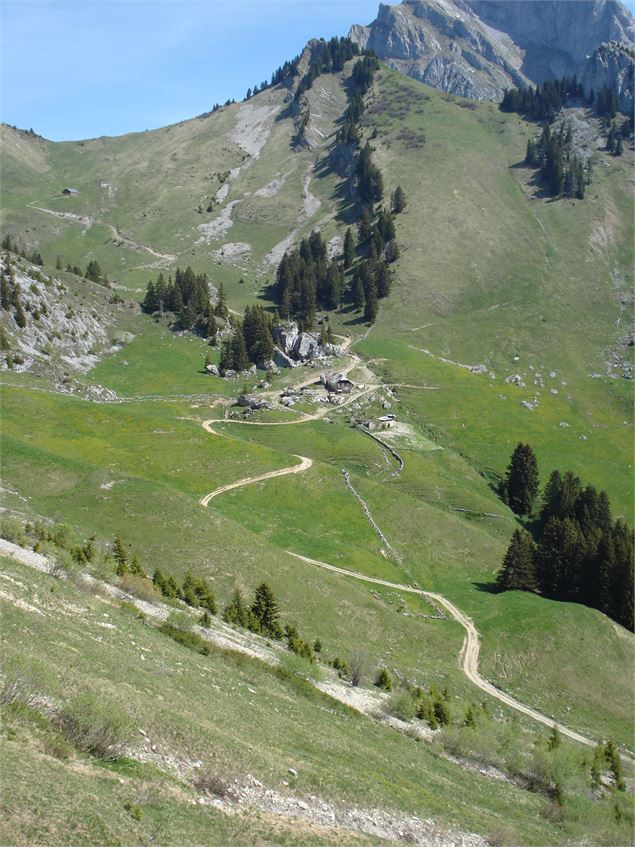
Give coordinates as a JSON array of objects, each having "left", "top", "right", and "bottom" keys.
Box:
[
  {"left": 272, "top": 322, "right": 299, "bottom": 355},
  {"left": 582, "top": 40, "right": 634, "bottom": 113},
  {"left": 349, "top": 0, "right": 634, "bottom": 102},
  {"left": 273, "top": 347, "right": 296, "bottom": 368},
  {"left": 292, "top": 332, "right": 319, "bottom": 360},
  {"left": 465, "top": 0, "right": 634, "bottom": 80}
]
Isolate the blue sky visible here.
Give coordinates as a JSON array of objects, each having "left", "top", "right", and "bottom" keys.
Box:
[
  {"left": 1, "top": 0, "right": 384, "bottom": 141},
  {"left": 2, "top": 0, "right": 635, "bottom": 142}
]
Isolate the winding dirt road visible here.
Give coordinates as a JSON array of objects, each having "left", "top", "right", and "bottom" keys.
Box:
[
  {"left": 286, "top": 551, "right": 606, "bottom": 752},
  {"left": 197, "top": 362, "right": 630, "bottom": 758},
  {"left": 200, "top": 455, "right": 312, "bottom": 506}
]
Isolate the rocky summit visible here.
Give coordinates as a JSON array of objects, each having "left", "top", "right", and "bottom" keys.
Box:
[{"left": 349, "top": 0, "right": 635, "bottom": 101}]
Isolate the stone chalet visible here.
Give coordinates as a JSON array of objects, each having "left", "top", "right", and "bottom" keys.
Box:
[{"left": 321, "top": 372, "right": 354, "bottom": 394}]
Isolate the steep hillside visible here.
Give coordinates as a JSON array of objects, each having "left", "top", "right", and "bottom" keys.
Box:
[{"left": 1, "top": 40, "right": 633, "bottom": 847}]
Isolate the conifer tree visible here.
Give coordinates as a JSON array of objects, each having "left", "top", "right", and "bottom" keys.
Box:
[
  {"left": 364, "top": 283, "right": 379, "bottom": 324},
  {"left": 215, "top": 282, "right": 228, "bottom": 319},
  {"left": 14, "top": 297, "right": 27, "bottom": 329},
  {"left": 230, "top": 325, "right": 250, "bottom": 372},
  {"left": 113, "top": 536, "right": 128, "bottom": 576},
  {"left": 343, "top": 227, "right": 355, "bottom": 268},
  {"left": 605, "top": 740, "right": 625, "bottom": 791},
  {"left": 352, "top": 269, "right": 366, "bottom": 310},
  {"left": 0, "top": 273, "right": 11, "bottom": 311},
  {"left": 223, "top": 588, "right": 249, "bottom": 627},
  {"left": 129, "top": 554, "right": 146, "bottom": 578},
  {"left": 591, "top": 742, "right": 604, "bottom": 789},
  {"left": 391, "top": 185, "right": 406, "bottom": 214},
  {"left": 502, "top": 443, "right": 539, "bottom": 515},
  {"left": 496, "top": 529, "right": 537, "bottom": 592},
  {"left": 251, "top": 582, "right": 282, "bottom": 638}
]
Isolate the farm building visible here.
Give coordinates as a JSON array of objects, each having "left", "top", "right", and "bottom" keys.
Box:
[
  {"left": 363, "top": 414, "right": 396, "bottom": 431},
  {"left": 62, "top": 187, "right": 79, "bottom": 196},
  {"left": 321, "top": 372, "right": 354, "bottom": 394}
]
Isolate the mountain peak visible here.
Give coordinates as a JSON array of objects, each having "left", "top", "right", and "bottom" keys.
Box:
[{"left": 349, "top": 0, "right": 635, "bottom": 101}]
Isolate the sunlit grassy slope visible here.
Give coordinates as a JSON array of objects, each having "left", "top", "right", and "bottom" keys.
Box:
[{"left": 0, "top": 58, "right": 633, "bottom": 844}]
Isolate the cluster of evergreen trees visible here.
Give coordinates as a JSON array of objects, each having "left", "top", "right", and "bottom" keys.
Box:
[
  {"left": 272, "top": 53, "right": 404, "bottom": 328},
  {"left": 151, "top": 563, "right": 217, "bottom": 614},
  {"left": 2, "top": 235, "right": 44, "bottom": 266},
  {"left": 142, "top": 266, "right": 222, "bottom": 340},
  {"left": 274, "top": 230, "right": 344, "bottom": 327},
  {"left": 501, "top": 77, "right": 584, "bottom": 122},
  {"left": 496, "top": 445, "right": 634, "bottom": 630},
  {"left": 294, "top": 37, "right": 362, "bottom": 101},
  {"left": 218, "top": 304, "right": 275, "bottom": 373},
  {"left": 525, "top": 122, "right": 588, "bottom": 198},
  {"left": 223, "top": 582, "right": 318, "bottom": 661}
]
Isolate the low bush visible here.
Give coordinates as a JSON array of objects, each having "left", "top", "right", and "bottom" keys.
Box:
[
  {"left": 57, "top": 690, "right": 132, "bottom": 760},
  {"left": 159, "top": 622, "right": 211, "bottom": 656},
  {"left": 385, "top": 691, "right": 417, "bottom": 721},
  {"left": 119, "top": 573, "right": 161, "bottom": 604}
]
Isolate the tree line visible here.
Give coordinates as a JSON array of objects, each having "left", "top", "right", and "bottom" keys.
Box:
[{"left": 497, "top": 444, "right": 634, "bottom": 630}]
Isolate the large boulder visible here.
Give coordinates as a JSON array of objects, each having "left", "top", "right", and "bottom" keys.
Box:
[
  {"left": 273, "top": 347, "right": 296, "bottom": 369},
  {"left": 320, "top": 343, "right": 343, "bottom": 357},
  {"left": 273, "top": 322, "right": 299, "bottom": 355},
  {"left": 236, "top": 394, "right": 257, "bottom": 407},
  {"left": 293, "top": 332, "right": 319, "bottom": 360}
]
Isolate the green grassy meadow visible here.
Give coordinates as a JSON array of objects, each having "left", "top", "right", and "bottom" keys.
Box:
[{"left": 0, "top": 57, "right": 633, "bottom": 846}]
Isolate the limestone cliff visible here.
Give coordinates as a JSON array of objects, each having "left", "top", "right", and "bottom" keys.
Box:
[{"left": 349, "top": 0, "right": 634, "bottom": 103}]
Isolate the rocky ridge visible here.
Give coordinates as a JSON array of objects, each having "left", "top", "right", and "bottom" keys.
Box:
[{"left": 349, "top": 0, "right": 634, "bottom": 103}]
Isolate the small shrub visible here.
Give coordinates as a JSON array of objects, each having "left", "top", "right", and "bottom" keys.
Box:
[
  {"left": 159, "top": 622, "right": 211, "bottom": 656},
  {"left": 0, "top": 656, "right": 57, "bottom": 713},
  {"left": 42, "top": 733, "right": 73, "bottom": 760},
  {"left": 385, "top": 691, "right": 417, "bottom": 721},
  {"left": 0, "top": 516, "right": 26, "bottom": 546},
  {"left": 278, "top": 652, "right": 322, "bottom": 682},
  {"left": 194, "top": 770, "right": 236, "bottom": 800},
  {"left": 123, "top": 800, "right": 143, "bottom": 821},
  {"left": 119, "top": 573, "right": 161, "bottom": 604},
  {"left": 57, "top": 690, "right": 132, "bottom": 760},
  {"left": 374, "top": 668, "right": 393, "bottom": 691}
]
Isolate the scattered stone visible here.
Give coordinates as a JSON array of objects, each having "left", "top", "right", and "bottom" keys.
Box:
[
  {"left": 205, "top": 363, "right": 220, "bottom": 376},
  {"left": 288, "top": 768, "right": 298, "bottom": 778},
  {"left": 505, "top": 374, "right": 526, "bottom": 387}
]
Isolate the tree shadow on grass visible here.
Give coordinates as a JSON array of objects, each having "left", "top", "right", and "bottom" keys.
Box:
[{"left": 472, "top": 580, "right": 500, "bottom": 594}]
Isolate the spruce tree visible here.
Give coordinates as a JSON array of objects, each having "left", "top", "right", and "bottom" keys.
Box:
[
  {"left": 503, "top": 443, "right": 539, "bottom": 516},
  {"left": 391, "top": 185, "right": 406, "bottom": 214},
  {"left": 129, "top": 554, "right": 146, "bottom": 578},
  {"left": 215, "top": 282, "right": 228, "bottom": 318},
  {"left": 230, "top": 325, "right": 250, "bottom": 372},
  {"left": 364, "top": 284, "right": 379, "bottom": 324},
  {"left": 352, "top": 269, "right": 366, "bottom": 310},
  {"left": 0, "top": 274, "right": 11, "bottom": 311},
  {"left": 496, "top": 529, "right": 537, "bottom": 592},
  {"left": 223, "top": 588, "right": 249, "bottom": 627},
  {"left": 14, "top": 298, "right": 27, "bottom": 329},
  {"left": 343, "top": 227, "right": 355, "bottom": 268},
  {"left": 251, "top": 582, "right": 282, "bottom": 638},
  {"left": 113, "top": 536, "right": 128, "bottom": 576}
]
